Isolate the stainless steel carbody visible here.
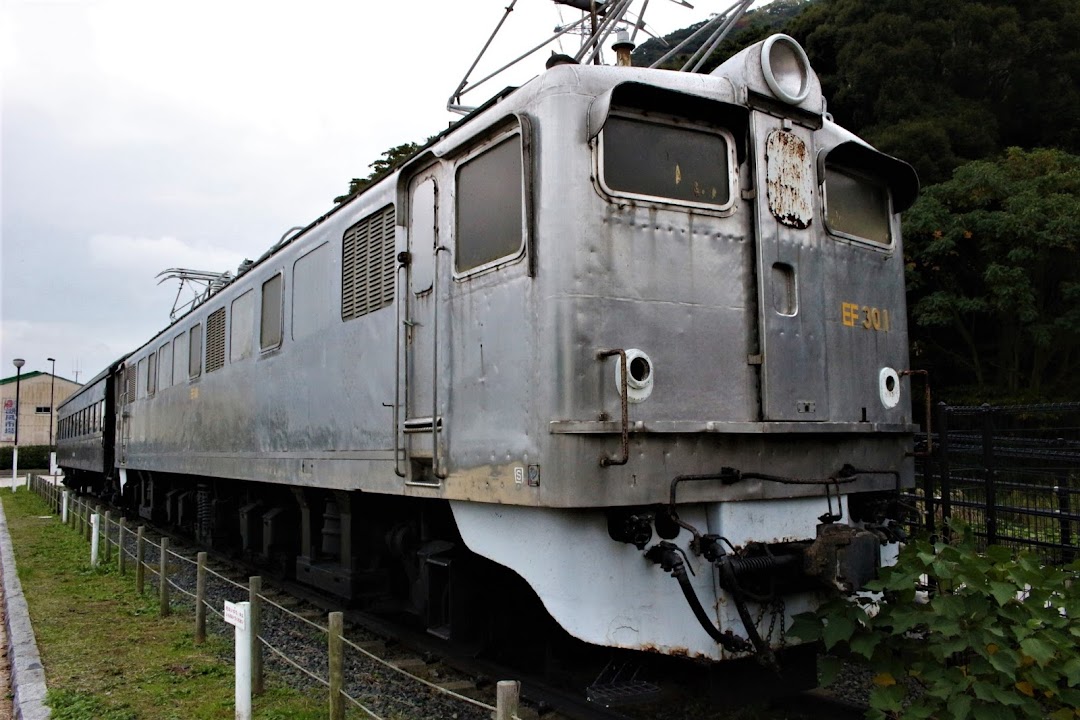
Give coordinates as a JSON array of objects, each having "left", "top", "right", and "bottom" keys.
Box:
[{"left": 85, "top": 34, "right": 919, "bottom": 661}]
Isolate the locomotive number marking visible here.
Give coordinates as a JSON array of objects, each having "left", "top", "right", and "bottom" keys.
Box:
[{"left": 841, "top": 302, "right": 890, "bottom": 332}]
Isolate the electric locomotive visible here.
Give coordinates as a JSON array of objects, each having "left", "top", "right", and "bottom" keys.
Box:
[{"left": 58, "top": 30, "right": 918, "bottom": 668}]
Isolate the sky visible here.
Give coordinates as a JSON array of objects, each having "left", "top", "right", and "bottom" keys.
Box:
[{"left": 1, "top": 0, "right": 742, "bottom": 385}]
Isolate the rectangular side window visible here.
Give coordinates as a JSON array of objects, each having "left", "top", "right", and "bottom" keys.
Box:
[
  {"left": 342, "top": 205, "right": 396, "bottom": 320},
  {"left": 147, "top": 352, "right": 157, "bottom": 395},
  {"left": 230, "top": 290, "right": 255, "bottom": 362},
  {"left": 173, "top": 333, "right": 187, "bottom": 385},
  {"left": 206, "top": 307, "right": 226, "bottom": 372},
  {"left": 261, "top": 273, "right": 283, "bottom": 350},
  {"left": 455, "top": 134, "right": 524, "bottom": 274},
  {"left": 159, "top": 342, "right": 172, "bottom": 390},
  {"left": 293, "top": 243, "right": 333, "bottom": 340},
  {"left": 189, "top": 324, "right": 203, "bottom": 377}
]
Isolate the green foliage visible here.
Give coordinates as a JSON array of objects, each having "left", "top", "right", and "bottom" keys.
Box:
[
  {"left": 787, "top": 0, "right": 1080, "bottom": 185},
  {"left": 791, "top": 528, "right": 1080, "bottom": 720},
  {"left": 903, "top": 147, "right": 1080, "bottom": 397},
  {"left": 333, "top": 141, "right": 421, "bottom": 204},
  {"left": 632, "top": 0, "right": 812, "bottom": 70},
  {"left": 0, "top": 444, "right": 52, "bottom": 470}
]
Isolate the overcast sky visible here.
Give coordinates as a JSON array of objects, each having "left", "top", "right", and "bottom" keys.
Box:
[{"left": 1, "top": 0, "right": 733, "bottom": 385}]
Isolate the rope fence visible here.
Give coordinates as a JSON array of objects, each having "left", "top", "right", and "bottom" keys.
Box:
[{"left": 26, "top": 474, "right": 518, "bottom": 720}]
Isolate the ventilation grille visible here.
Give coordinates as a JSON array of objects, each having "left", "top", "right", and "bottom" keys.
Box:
[
  {"left": 206, "top": 307, "right": 226, "bottom": 373},
  {"left": 125, "top": 366, "right": 136, "bottom": 404},
  {"left": 342, "top": 205, "right": 396, "bottom": 321}
]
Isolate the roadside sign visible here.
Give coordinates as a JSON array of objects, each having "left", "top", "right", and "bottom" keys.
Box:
[{"left": 224, "top": 600, "right": 248, "bottom": 631}]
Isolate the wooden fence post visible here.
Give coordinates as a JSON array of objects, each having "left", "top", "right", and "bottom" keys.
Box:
[
  {"left": 136, "top": 526, "right": 145, "bottom": 594},
  {"left": 496, "top": 680, "right": 520, "bottom": 720},
  {"left": 249, "top": 576, "right": 263, "bottom": 695},
  {"left": 118, "top": 518, "right": 127, "bottom": 575},
  {"left": 159, "top": 537, "right": 170, "bottom": 617},
  {"left": 103, "top": 511, "right": 112, "bottom": 564},
  {"left": 195, "top": 552, "right": 207, "bottom": 644},
  {"left": 329, "top": 611, "right": 344, "bottom": 720}
]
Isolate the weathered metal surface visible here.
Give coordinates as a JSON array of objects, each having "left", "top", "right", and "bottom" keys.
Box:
[{"left": 766, "top": 130, "right": 813, "bottom": 229}]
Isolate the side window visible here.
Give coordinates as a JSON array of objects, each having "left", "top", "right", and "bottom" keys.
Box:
[
  {"left": 342, "top": 205, "right": 395, "bottom": 321},
  {"left": 159, "top": 342, "right": 172, "bottom": 390},
  {"left": 206, "top": 307, "right": 226, "bottom": 373},
  {"left": 189, "top": 324, "right": 202, "bottom": 378},
  {"left": 261, "top": 273, "right": 284, "bottom": 350},
  {"left": 172, "top": 332, "right": 187, "bottom": 385},
  {"left": 293, "top": 243, "right": 333, "bottom": 341},
  {"left": 455, "top": 134, "right": 524, "bottom": 274},
  {"left": 230, "top": 290, "right": 254, "bottom": 362},
  {"left": 137, "top": 358, "right": 147, "bottom": 399},
  {"left": 600, "top": 114, "right": 734, "bottom": 210},
  {"left": 147, "top": 352, "right": 157, "bottom": 396},
  {"left": 823, "top": 164, "right": 892, "bottom": 245}
]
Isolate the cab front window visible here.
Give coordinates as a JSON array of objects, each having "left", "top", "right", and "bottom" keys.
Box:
[
  {"left": 823, "top": 165, "right": 892, "bottom": 245},
  {"left": 600, "top": 115, "right": 734, "bottom": 210}
]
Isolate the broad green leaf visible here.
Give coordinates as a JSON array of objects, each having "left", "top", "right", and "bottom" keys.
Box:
[
  {"left": 1019, "top": 637, "right": 1055, "bottom": 666},
  {"left": 818, "top": 655, "right": 842, "bottom": 687},
  {"left": 869, "top": 684, "right": 905, "bottom": 713},
  {"left": 971, "top": 700, "right": 1017, "bottom": 720},
  {"left": 989, "top": 581, "right": 1016, "bottom": 606},
  {"left": 1062, "top": 657, "right": 1080, "bottom": 687},
  {"left": 972, "top": 681, "right": 996, "bottom": 702},
  {"left": 822, "top": 615, "right": 855, "bottom": 650},
  {"left": 947, "top": 693, "right": 972, "bottom": 719},
  {"left": 850, "top": 631, "right": 879, "bottom": 659},
  {"left": 787, "top": 613, "right": 822, "bottom": 642}
]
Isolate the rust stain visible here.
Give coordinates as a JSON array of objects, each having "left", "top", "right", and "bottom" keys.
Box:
[{"left": 766, "top": 130, "right": 813, "bottom": 229}]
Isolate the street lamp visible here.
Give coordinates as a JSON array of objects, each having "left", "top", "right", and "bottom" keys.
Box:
[
  {"left": 12, "top": 358, "right": 25, "bottom": 491},
  {"left": 47, "top": 358, "right": 56, "bottom": 447}
]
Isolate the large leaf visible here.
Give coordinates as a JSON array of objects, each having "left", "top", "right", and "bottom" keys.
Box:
[{"left": 1018, "top": 637, "right": 1056, "bottom": 667}]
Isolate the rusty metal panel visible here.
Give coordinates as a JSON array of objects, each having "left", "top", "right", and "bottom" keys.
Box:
[{"left": 766, "top": 130, "right": 813, "bottom": 229}]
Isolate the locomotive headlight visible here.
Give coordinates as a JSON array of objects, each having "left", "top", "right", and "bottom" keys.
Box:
[
  {"left": 879, "top": 367, "right": 901, "bottom": 409},
  {"left": 616, "top": 349, "right": 654, "bottom": 403},
  {"left": 760, "top": 34, "right": 812, "bottom": 105}
]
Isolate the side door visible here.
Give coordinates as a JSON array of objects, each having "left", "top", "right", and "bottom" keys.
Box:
[
  {"left": 403, "top": 173, "right": 447, "bottom": 484},
  {"left": 753, "top": 118, "right": 828, "bottom": 421}
]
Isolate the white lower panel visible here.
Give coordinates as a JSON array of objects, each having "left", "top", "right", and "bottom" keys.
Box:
[{"left": 450, "top": 497, "right": 834, "bottom": 661}]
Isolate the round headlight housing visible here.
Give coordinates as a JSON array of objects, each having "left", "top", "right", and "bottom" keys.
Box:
[{"left": 760, "top": 34, "right": 811, "bottom": 105}]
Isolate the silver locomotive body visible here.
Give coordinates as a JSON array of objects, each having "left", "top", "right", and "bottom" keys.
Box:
[{"left": 75, "top": 35, "right": 918, "bottom": 662}]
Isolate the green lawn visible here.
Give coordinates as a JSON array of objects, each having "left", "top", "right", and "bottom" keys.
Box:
[{"left": 1, "top": 489, "right": 330, "bottom": 720}]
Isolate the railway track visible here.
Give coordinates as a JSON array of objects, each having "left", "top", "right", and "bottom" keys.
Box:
[{"left": 55, "top": 483, "right": 870, "bottom": 720}]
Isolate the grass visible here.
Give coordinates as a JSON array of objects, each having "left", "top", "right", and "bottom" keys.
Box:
[{"left": 1, "top": 488, "right": 331, "bottom": 720}]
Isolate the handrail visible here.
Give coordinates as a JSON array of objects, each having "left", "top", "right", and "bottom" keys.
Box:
[{"left": 597, "top": 349, "right": 630, "bottom": 466}]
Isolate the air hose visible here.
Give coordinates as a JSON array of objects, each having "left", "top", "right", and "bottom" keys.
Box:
[{"left": 645, "top": 542, "right": 753, "bottom": 654}]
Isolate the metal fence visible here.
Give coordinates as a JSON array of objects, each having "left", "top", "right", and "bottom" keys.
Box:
[{"left": 907, "top": 402, "right": 1080, "bottom": 564}]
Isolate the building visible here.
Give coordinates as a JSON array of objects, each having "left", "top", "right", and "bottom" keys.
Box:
[{"left": 1, "top": 371, "right": 82, "bottom": 447}]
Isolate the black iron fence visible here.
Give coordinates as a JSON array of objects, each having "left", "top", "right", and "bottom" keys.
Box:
[{"left": 907, "top": 402, "right": 1080, "bottom": 564}]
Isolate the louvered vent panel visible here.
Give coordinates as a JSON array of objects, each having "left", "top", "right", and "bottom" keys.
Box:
[
  {"left": 206, "top": 307, "right": 226, "bottom": 373},
  {"left": 125, "top": 367, "right": 136, "bottom": 404},
  {"left": 342, "top": 205, "right": 395, "bottom": 321}
]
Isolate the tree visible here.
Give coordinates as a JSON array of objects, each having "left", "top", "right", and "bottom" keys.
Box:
[
  {"left": 903, "top": 148, "right": 1080, "bottom": 397},
  {"left": 333, "top": 142, "right": 421, "bottom": 204},
  {"left": 786, "top": 0, "right": 1080, "bottom": 185}
]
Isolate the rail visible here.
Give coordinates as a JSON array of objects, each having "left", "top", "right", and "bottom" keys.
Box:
[{"left": 26, "top": 475, "right": 522, "bottom": 720}]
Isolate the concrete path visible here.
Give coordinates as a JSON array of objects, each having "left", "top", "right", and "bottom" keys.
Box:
[{"left": 0, "top": 489, "right": 51, "bottom": 719}]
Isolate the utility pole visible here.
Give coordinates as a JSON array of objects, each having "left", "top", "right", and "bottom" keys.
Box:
[{"left": 47, "top": 357, "right": 56, "bottom": 447}]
